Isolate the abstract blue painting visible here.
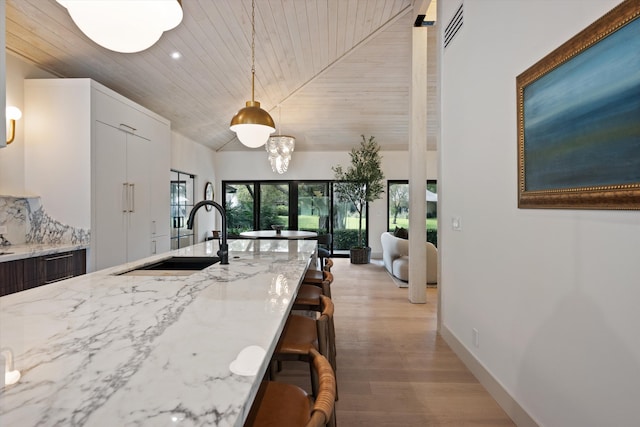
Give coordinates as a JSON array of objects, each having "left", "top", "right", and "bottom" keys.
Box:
[{"left": 517, "top": 0, "right": 640, "bottom": 209}]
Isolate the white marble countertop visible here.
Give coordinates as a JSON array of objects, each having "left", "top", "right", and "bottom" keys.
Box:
[
  {"left": 0, "top": 243, "right": 90, "bottom": 262},
  {"left": 0, "top": 239, "right": 316, "bottom": 426}
]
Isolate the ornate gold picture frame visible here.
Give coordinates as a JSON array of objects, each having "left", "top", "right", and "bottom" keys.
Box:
[{"left": 517, "top": 0, "right": 640, "bottom": 209}]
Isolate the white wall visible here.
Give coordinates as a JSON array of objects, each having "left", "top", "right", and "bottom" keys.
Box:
[
  {"left": 0, "top": 53, "right": 56, "bottom": 195},
  {"left": 215, "top": 149, "right": 438, "bottom": 256},
  {"left": 439, "top": 1, "right": 640, "bottom": 426},
  {"left": 171, "top": 132, "right": 217, "bottom": 243}
]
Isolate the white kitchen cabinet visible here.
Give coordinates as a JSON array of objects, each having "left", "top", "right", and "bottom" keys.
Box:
[{"left": 24, "top": 79, "right": 170, "bottom": 271}]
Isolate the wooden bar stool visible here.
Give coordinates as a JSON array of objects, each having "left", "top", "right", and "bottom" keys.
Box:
[
  {"left": 302, "top": 270, "right": 333, "bottom": 298},
  {"left": 248, "top": 349, "right": 336, "bottom": 427},
  {"left": 293, "top": 283, "right": 324, "bottom": 311},
  {"left": 295, "top": 270, "right": 333, "bottom": 311},
  {"left": 273, "top": 295, "right": 337, "bottom": 397}
]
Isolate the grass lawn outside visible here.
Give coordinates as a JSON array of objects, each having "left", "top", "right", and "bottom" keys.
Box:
[
  {"left": 295, "top": 215, "right": 437, "bottom": 231},
  {"left": 389, "top": 217, "right": 437, "bottom": 231}
]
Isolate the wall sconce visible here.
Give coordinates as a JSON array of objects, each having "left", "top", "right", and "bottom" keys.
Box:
[{"left": 6, "top": 106, "right": 22, "bottom": 145}]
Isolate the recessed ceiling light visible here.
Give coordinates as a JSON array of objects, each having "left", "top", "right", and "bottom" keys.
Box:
[{"left": 171, "top": 51, "right": 182, "bottom": 60}]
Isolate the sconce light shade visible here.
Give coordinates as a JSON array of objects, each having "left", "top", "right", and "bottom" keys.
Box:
[
  {"left": 230, "top": 101, "right": 276, "bottom": 148},
  {"left": 6, "top": 106, "right": 22, "bottom": 121},
  {"left": 56, "top": 0, "right": 183, "bottom": 53},
  {"left": 6, "top": 106, "right": 22, "bottom": 145}
]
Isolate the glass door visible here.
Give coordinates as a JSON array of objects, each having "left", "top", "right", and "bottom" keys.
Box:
[
  {"left": 297, "top": 182, "right": 330, "bottom": 233},
  {"left": 259, "top": 183, "right": 290, "bottom": 230},
  {"left": 225, "top": 182, "right": 255, "bottom": 236},
  {"left": 170, "top": 170, "right": 195, "bottom": 249},
  {"left": 298, "top": 182, "right": 332, "bottom": 255},
  {"left": 332, "top": 182, "right": 365, "bottom": 254}
]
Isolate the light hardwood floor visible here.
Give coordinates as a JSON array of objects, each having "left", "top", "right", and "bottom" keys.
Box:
[{"left": 278, "top": 258, "right": 516, "bottom": 426}]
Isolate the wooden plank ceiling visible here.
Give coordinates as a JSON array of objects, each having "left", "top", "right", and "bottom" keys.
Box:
[{"left": 6, "top": 0, "right": 438, "bottom": 152}]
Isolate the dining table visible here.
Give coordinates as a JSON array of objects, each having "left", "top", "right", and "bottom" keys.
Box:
[{"left": 239, "top": 230, "right": 318, "bottom": 239}]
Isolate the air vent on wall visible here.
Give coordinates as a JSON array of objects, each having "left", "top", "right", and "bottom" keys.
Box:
[{"left": 444, "top": 3, "right": 463, "bottom": 48}]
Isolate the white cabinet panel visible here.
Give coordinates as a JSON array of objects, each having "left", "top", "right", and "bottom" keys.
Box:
[
  {"left": 94, "top": 121, "right": 128, "bottom": 270},
  {"left": 24, "top": 79, "right": 171, "bottom": 272},
  {"left": 124, "top": 132, "right": 151, "bottom": 263},
  {"left": 94, "top": 87, "right": 154, "bottom": 140}
]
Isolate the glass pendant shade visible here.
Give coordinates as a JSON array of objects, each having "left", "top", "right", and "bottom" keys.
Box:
[
  {"left": 230, "top": 101, "right": 276, "bottom": 148},
  {"left": 56, "top": 0, "right": 183, "bottom": 53},
  {"left": 266, "top": 135, "right": 295, "bottom": 174}
]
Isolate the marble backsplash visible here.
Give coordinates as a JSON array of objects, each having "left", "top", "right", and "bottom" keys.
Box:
[{"left": 0, "top": 196, "right": 90, "bottom": 246}]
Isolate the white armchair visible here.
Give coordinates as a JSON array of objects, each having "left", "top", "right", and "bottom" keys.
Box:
[{"left": 381, "top": 231, "right": 437, "bottom": 284}]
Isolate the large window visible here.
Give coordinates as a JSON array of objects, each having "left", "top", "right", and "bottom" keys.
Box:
[
  {"left": 332, "top": 181, "right": 366, "bottom": 253},
  {"left": 298, "top": 182, "right": 330, "bottom": 233},
  {"left": 225, "top": 182, "right": 255, "bottom": 235},
  {"left": 223, "top": 180, "right": 369, "bottom": 256},
  {"left": 387, "top": 180, "right": 438, "bottom": 247},
  {"left": 259, "top": 183, "right": 290, "bottom": 230}
]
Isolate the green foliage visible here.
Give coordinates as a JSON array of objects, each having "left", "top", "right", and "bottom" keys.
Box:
[
  {"left": 427, "top": 229, "right": 438, "bottom": 248},
  {"left": 227, "top": 204, "right": 253, "bottom": 235},
  {"left": 259, "top": 184, "right": 289, "bottom": 229},
  {"left": 333, "top": 229, "right": 360, "bottom": 250},
  {"left": 333, "top": 135, "right": 385, "bottom": 247},
  {"left": 259, "top": 203, "right": 283, "bottom": 230}
]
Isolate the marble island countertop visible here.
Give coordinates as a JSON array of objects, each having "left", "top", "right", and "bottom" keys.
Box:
[
  {"left": 0, "top": 239, "right": 316, "bottom": 426},
  {"left": 0, "top": 242, "right": 90, "bottom": 262}
]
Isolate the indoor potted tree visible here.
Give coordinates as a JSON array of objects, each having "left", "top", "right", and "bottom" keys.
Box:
[{"left": 332, "top": 135, "right": 385, "bottom": 264}]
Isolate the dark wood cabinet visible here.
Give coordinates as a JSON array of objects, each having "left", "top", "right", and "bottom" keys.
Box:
[
  {"left": 0, "top": 259, "right": 24, "bottom": 295},
  {"left": 0, "top": 249, "right": 86, "bottom": 297}
]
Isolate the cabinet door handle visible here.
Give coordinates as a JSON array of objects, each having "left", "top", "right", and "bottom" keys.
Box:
[
  {"left": 129, "top": 184, "right": 135, "bottom": 212},
  {"left": 151, "top": 240, "right": 157, "bottom": 254},
  {"left": 119, "top": 123, "right": 137, "bottom": 133},
  {"left": 122, "top": 183, "right": 128, "bottom": 213},
  {"left": 44, "top": 253, "right": 73, "bottom": 262}
]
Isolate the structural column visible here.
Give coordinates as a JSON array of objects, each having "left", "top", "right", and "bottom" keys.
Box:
[{"left": 408, "top": 18, "right": 428, "bottom": 304}]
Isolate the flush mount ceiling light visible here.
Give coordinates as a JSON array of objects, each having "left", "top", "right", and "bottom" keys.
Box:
[
  {"left": 229, "top": 0, "right": 275, "bottom": 148},
  {"left": 56, "top": 0, "right": 183, "bottom": 53}
]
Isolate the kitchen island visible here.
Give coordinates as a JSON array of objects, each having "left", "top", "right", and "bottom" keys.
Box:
[{"left": 0, "top": 239, "right": 316, "bottom": 426}]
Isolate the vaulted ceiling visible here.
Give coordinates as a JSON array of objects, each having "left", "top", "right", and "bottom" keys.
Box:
[{"left": 6, "top": 0, "right": 438, "bottom": 152}]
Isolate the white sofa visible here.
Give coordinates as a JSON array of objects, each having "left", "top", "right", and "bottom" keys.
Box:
[{"left": 381, "top": 231, "right": 438, "bottom": 285}]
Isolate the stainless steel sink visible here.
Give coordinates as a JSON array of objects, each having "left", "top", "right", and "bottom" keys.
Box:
[{"left": 119, "top": 256, "right": 221, "bottom": 276}]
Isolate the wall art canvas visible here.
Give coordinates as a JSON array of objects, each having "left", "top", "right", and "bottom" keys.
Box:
[{"left": 517, "top": 0, "right": 640, "bottom": 209}]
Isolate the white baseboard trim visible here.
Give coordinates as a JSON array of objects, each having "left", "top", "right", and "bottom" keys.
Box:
[{"left": 439, "top": 326, "right": 539, "bottom": 427}]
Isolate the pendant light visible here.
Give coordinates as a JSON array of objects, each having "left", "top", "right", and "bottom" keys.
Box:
[
  {"left": 266, "top": 135, "right": 295, "bottom": 174},
  {"left": 56, "top": 0, "right": 183, "bottom": 54},
  {"left": 229, "top": 0, "right": 275, "bottom": 148},
  {"left": 266, "top": 106, "right": 295, "bottom": 174}
]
